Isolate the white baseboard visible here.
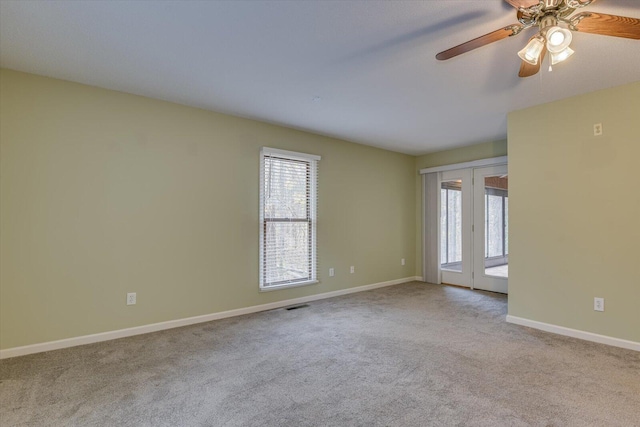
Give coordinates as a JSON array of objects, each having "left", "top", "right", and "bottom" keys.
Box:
[
  {"left": 506, "top": 315, "right": 640, "bottom": 352},
  {"left": 0, "top": 276, "right": 421, "bottom": 359}
]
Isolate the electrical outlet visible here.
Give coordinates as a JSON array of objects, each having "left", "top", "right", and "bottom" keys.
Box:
[
  {"left": 594, "top": 297, "right": 604, "bottom": 312},
  {"left": 350, "top": 266, "right": 355, "bottom": 274},
  {"left": 401, "top": 258, "right": 406, "bottom": 266},
  {"left": 594, "top": 123, "right": 603, "bottom": 136},
  {"left": 127, "top": 292, "right": 137, "bottom": 305},
  {"left": 329, "top": 268, "right": 335, "bottom": 277}
]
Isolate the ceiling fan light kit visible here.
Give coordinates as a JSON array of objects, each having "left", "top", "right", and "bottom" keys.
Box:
[
  {"left": 436, "top": 0, "right": 640, "bottom": 78},
  {"left": 518, "top": 36, "right": 545, "bottom": 65},
  {"left": 546, "top": 26, "right": 573, "bottom": 52},
  {"left": 550, "top": 46, "right": 575, "bottom": 64},
  {"left": 542, "top": 22, "right": 574, "bottom": 65}
]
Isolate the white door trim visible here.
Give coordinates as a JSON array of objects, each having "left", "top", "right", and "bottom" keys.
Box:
[{"left": 419, "top": 156, "right": 508, "bottom": 175}]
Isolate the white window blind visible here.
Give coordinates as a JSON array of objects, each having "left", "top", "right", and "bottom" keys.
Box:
[{"left": 260, "top": 148, "right": 320, "bottom": 290}]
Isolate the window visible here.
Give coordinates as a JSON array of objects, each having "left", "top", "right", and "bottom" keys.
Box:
[{"left": 259, "top": 148, "right": 320, "bottom": 290}]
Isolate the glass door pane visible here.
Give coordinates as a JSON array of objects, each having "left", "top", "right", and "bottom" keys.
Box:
[
  {"left": 441, "top": 180, "right": 462, "bottom": 272},
  {"left": 483, "top": 175, "right": 508, "bottom": 278}
]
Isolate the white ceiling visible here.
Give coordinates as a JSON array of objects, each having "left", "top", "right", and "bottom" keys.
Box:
[{"left": 1, "top": 0, "right": 639, "bottom": 155}]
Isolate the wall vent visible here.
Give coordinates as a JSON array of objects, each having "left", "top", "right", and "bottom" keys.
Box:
[{"left": 285, "top": 304, "right": 309, "bottom": 311}]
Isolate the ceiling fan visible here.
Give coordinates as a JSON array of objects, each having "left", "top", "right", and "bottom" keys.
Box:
[{"left": 436, "top": 0, "right": 640, "bottom": 77}]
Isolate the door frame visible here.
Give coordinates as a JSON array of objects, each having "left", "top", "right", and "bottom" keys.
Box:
[{"left": 420, "top": 156, "right": 508, "bottom": 290}]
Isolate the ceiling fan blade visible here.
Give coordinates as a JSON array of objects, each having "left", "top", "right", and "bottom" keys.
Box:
[
  {"left": 572, "top": 12, "right": 640, "bottom": 39},
  {"left": 504, "top": 0, "right": 540, "bottom": 9},
  {"left": 436, "top": 24, "right": 524, "bottom": 60},
  {"left": 519, "top": 45, "right": 547, "bottom": 78}
]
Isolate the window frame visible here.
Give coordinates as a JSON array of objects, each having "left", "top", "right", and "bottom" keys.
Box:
[{"left": 259, "top": 147, "right": 320, "bottom": 291}]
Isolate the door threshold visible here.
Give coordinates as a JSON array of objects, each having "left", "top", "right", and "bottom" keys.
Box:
[{"left": 441, "top": 282, "right": 471, "bottom": 289}]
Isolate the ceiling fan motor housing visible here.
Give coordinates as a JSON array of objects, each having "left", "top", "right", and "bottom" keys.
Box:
[{"left": 540, "top": 15, "right": 558, "bottom": 32}]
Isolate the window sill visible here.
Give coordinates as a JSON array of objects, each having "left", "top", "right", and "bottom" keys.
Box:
[{"left": 260, "top": 280, "right": 319, "bottom": 292}]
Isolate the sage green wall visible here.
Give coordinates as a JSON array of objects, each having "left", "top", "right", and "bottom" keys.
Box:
[
  {"left": 0, "top": 69, "right": 416, "bottom": 350},
  {"left": 413, "top": 140, "right": 508, "bottom": 277},
  {"left": 508, "top": 81, "right": 640, "bottom": 342}
]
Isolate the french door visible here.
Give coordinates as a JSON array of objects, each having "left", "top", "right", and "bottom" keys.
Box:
[
  {"left": 472, "top": 165, "right": 508, "bottom": 293},
  {"left": 440, "top": 169, "right": 472, "bottom": 287},
  {"left": 439, "top": 165, "right": 508, "bottom": 293}
]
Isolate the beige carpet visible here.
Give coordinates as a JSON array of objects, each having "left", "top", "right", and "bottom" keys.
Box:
[{"left": 1, "top": 282, "right": 638, "bottom": 426}]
